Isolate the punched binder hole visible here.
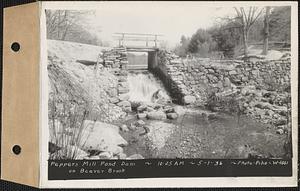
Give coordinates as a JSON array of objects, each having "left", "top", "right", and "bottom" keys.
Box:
[
  {"left": 11, "top": 42, "right": 20, "bottom": 52},
  {"left": 12, "top": 145, "right": 21, "bottom": 155}
]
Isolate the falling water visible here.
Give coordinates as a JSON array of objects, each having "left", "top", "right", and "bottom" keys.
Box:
[{"left": 127, "top": 72, "right": 170, "bottom": 103}]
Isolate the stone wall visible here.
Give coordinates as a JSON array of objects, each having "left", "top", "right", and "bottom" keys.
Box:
[
  {"left": 100, "top": 47, "right": 133, "bottom": 113},
  {"left": 153, "top": 50, "right": 291, "bottom": 127},
  {"left": 155, "top": 50, "right": 290, "bottom": 103},
  {"left": 149, "top": 50, "right": 183, "bottom": 103},
  {"left": 102, "top": 47, "right": 129, "bottom": 70}
]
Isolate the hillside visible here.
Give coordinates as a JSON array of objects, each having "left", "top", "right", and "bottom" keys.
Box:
[
  {"left": 48, "top": 40, "right": 126, "bottom": 122},
  {"left": 47, "top": 39, "right": 110, "bottom": 63}
]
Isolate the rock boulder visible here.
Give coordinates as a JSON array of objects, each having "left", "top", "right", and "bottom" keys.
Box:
[
  {"left": 79, "top": 120, "right": 128, "bottom": 153},
  {"left": 135, "top": 120, "right": 146, "bottom": 127},
  {"left": 147, "top": 110, "right": 167, "bottom": 120},
  {"left": 119, "top": 93, "right": 130, "bottom": 101},
  {"left": 167, "top": 113, "right": 178, "bottom": 119},
  {"left": 127, "top": 154, "right": 144, "bottom": 159},
  {"left": 120, "top": 124, "right": 129, "bottom": 132},
  {"left": 183, "top": 95, "right": 196, "bottom": 105},
  {"left": 137, "top": 113, "right": 147, "bottom": 119},
  {"left": 117, "top": 100, "right": 131, "bottom": 112}
]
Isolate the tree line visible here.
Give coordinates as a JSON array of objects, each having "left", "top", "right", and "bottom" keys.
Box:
[
  {"left": 46, "top": 10, "right": 109, "bottom": 47},
  {"left": 174, "top": 6, "right": 291, "bottom": 59}
]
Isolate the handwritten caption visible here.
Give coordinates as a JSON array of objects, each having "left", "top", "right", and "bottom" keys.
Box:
[{"left": 49, "top": 159, "right": 289, "bottom": 175}]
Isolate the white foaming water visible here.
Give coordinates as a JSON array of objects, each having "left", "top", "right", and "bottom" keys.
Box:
[{"left": 127, "top": 72, "right": 169, "bottom": 103}]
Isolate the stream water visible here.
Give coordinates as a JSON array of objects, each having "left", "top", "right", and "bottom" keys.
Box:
[
  {"left": 119, "top": 108, "right": 286, "bottom": 159},
  {"left": 126, "top": 71, "right": 170, "bottom": 103}
]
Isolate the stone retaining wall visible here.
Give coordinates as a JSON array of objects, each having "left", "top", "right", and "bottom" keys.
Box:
[
  {"left": 100, "top": 47, "right": 132, "bottom": 113},
  {"left": 153, "top": 50, "right": 291, "bottom": 127},
  {"left": 155, "top": 50, "right": 291, "bottom": 105},
  {"left": 102, "top": 47, "right": 129, "bottom": 69}
]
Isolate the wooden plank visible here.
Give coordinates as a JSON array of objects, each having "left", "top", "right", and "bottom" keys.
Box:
[
  {"left": 126, "top": 46, "right": 158, "bottom": 51},
  {"left": 113, "top": 36, "right": 163, "bottom": 42},
  {"left": 114, "top": 32, "right": 163, "bottom": 36}
]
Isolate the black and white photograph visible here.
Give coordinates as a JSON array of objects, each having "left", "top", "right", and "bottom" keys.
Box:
[
  {"left": 40, "top": 2, "right": 298, "bottom": 185},
  {"left": 46, "top": 3, "right": 293, "bottom": 161}
]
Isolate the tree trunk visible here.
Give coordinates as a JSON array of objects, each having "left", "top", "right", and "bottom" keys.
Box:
[
  {"left": 61, "top": 25, "right": 69, "bottom": 40},
  {"left": 57, "top": 11, "right": 61, "bottom": 39},
  {"left": 262, "top": 6, "right": 270, "bottom": 55},
  {"left": 243, "top": 29, "right": 249, "bottom": 57}
]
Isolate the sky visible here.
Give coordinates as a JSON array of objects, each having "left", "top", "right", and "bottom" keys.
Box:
[
  {"left": 44, "top": 1, "right": 292, "bottom": 48},
  {"left": 82, "top": 2, "right": 236, "bottom": 48}
]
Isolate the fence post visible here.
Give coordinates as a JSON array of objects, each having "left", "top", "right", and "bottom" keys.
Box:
[{"left": 122, "top": 33, "right": 125, "bottom": 46}]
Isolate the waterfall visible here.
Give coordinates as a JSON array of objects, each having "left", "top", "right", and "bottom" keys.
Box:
[{"left": 127, "top": 72, "right": 170, "bottom": 103}]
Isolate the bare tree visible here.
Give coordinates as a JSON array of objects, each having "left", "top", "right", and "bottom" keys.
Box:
[
  {"left": 46, "top": 10, "right": 75, "bottom": 40},
  {"left": 262, "top": 6, "right": 271, "bottom": 55},
  {"left": 46, "top": 10, "right": 96, "bottom": 41},
  {"left": 46, "top": 10, "right": 67, "bottom": 40},
  {"left": 234, "top": 7, "right": 263, "bottom": 57}
]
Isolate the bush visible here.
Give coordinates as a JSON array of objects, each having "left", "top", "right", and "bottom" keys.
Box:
[
  {"left": 206, "top": 89, "right": 246, "bottom": 128},
  {"left": 188, "top": 29, "right": 214, "bottom": 57},
  {"left": 210, "top": 27, "right": 241, "bottom": 58},
  {"left": 263, "top": 72, "right": 289, "bottom": 93},
  {"left": 206, "top": 91, "right": 241, "bottom": 112}
]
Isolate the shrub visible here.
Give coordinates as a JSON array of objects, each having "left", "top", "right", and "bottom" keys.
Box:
[
  {"left": 188, "top": 29, "right": 214, "bottom": 57},
  {"left": 210, "top": 26, "right": 241, "bottom": 58},
  {"left": 206, "top": 89, "right": 246, "bottom": 128}
]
